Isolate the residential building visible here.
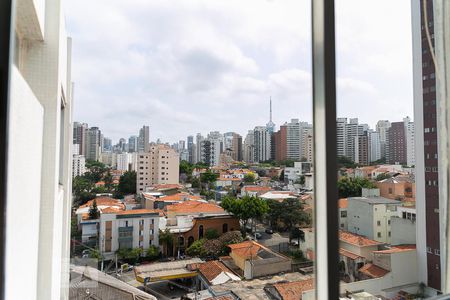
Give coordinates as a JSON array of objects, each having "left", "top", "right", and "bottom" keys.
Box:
[
  {"left": 387, "top": 121, "right": 407, "bottom": 165},
  {"left": 98, "top": 209, "right": 160, "bottom": 259},
  {"left": 6, "top": 2, "right": 74, "bottom": 297},
  {"left": 376, "top": 175, "right": 415, "bottom": 202},
  {"left": 286, "top": 119, "right": 301, "bottom": 161},
  {"left": 376, "top": 120, "right": 391, "bottom": 160},
  {"left": 99, "top": 151, "right": 117, "bottom": 168},
  {"left": 368, "top": 130, "right": 381, "bottom": 163},
  {"left": 231, "top": 133, "right": 243, "bottom": 161},
  {"left": 85, "top": 127, "right": 101, "bottom": 161},
  {"left": 264, "top": 279, "right": 314, "bottom": 300},
  {"left": 302, "top": 127, "right": 314, "bottom": 163},
  {"left": 243, "top": 130, "right": 255, "bottom": 163},
  {"left": 404, "top": 117, "right": 416, "bottom": 166},
  {"left": 412, "top": 0, "right": 441, "bottom": 289},
  {"left": 195, "top": 133, "right": 204, "bottom": 163},
  {"left": 72, "top": 154, "right": 86, "bottom": 178},
  {"left": 103, "top": 137, "right": 112, "bottom": 152},
  {"left": 138, "top": 125, "right": 150, "bottom": 152},
  {"left": 336, "top": 118, "right": 348, "bottom": 158},
  {"left": 254, "top": 126, "right": 271, "bottom": 162},
  {"left": 200, "top": 138, "right": 221, "bottom": 166},
  {"left": 284, "top": 162, "right": 312, "bottom": 184},
  {"left": 117, "top": 152, "right": 132, "bottom": 171},
  {"left": 354, "top": 132, "right": 369, "bottom": 166},
  {"left": 347, "top": 190, "right": 401, "bottom": 243},
  {"left": 187, "top": 135, "right": 194, "bottom": 163},
  {"left": 136, "top": 145, "right": 180, "bottom": 192},
  {"left": 274, "top": 124, "right": 287, "bottom": 162},
  {"left": 73, "top": 122, "right": 88, "bottom": 155}
]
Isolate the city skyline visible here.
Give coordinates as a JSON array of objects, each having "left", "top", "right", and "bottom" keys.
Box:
[{"left": 65, "top": 0, "right": 414, "bottom": 142}]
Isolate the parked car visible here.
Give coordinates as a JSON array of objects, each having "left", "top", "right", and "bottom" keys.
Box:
[
  {"left": 255, "top": 232, "right": 262, "bottom": 239},
  {"left": 265, "top": 228, "right": 274, "bottom": 234},
  {"left": 291, "top": 240, "right": 299, "bottom": 246}
]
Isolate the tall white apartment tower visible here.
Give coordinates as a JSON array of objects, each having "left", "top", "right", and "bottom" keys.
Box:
[
  {"left": 253, "top": 126, "right": 271, "bottom": 162},
  {"left": 5, "top": 0, "right": 74, "bottom": 298}
]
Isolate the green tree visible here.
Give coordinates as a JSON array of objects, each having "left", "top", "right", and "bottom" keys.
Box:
[
  {"left": 145, "top": 246, "right": 160, "bottom": 260},
  {"left": 221, "top": 196, "right": 269, "bottom": 231},
  {"left": 191, "top": 177, "right": 200, "bottom": 188},
  {"left": 290, "top": 227, "right": 304, "bottom": 245},
  {"left": 205, "top": 228, "right": 220, "bottom": 240},
  {"left": 337, "top": 177, "right": 377, "bottom": 198},
  {"left": 337, "top": 156, "right": 358, "bottom": 169},
  {"left": 88, "top": 199, "right": 100, "bottom": 219},
  {"left": 104, "top": 171, "right": 113, "bottom": 190},
  {"left": 180, "top": 160, "right": 194, "bottom": 175},
  {"left": 200, "top": 171, "right": 218, "bottom": 185},
  {"left": 85, "top": 160, "right": 108, "bottom": 183},
  {"left": 243, "top": 173, "right": 256, "bottom": 183},
  {"left": 186, "top": 239, "right": 207, "bottom": 257},
  {"left": 267, "top": 199, "right": 311, "bottom": 232},
  {"left": 159, "top": 229, "right": 174, "bottom": 257},
  {"left": 116, "top": 171, "right": 136, "bottom": 197},
  {"left": 295, "top": 175, "right": 305, "bottom": 185},
  {"left": 279, "top": 170, "right": 285, "bottom": 181},
  {"left": 375, "top": 173, "right": 392, "bottom": 181}
]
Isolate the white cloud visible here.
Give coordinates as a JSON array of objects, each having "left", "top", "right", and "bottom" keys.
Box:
[{"left": 65, "top": 0, "right": 414, "bottom": 142}]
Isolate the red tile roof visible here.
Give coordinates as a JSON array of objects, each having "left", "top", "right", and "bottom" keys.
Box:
[
  {"left": 273, "top": 279, "right": 315, "bottom": 300},
  {"left": 228, "top": 241, "right": 261, "bottom": 259},
  {"left": 339, "top": 248, "right": 364, "bottom": 260},
  {"left": 339, "top": 198, "right": 348, "bottom": 209},
  {"left": 339, "top": 231, "right": 383, "bottom": 247},
  {"left": 196, "top": 261, "right": 236, "bottom": 284},
  {"left": 242, "top": 186, "right": 271, "bottom": 193},
  {"left": 114, "top": 209, "right": 159, "bottom": 216},
  {"left": 158, "top": 193, "right": 202, "bottom": 202},
  {"left": 359, "top": 263, "right": 389, "bottom": 278},
  {"left": 166, "top": 201, "right": 225, "bottom": 214}
]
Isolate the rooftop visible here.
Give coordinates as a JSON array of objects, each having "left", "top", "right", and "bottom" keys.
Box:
[
  {"left": 358, "top": 263, "right": 389, "bottom": 278},
  {"left": 166, "top": 201, "right": 226, "bottom": 215},
  {"left": 191, "top": 260, "right": 241, "bottom": 285},
  {"left": 348, "top": 196, "right": 401, "bottom": 205},
  {"left": 373, "top": 244, "right": 416, "bottom": 254},
  {"left": 339, "top": 231, "right": 383, "bottom": 247},
  {"left": 270, "top": 279, "right": 315, "bottom": 300},
  {"left": 339, "top": 198, "right": 348, "bottom": 209}
]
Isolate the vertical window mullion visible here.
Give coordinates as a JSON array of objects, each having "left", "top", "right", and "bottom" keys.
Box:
[{"left": 312, "top": 0, "right": 339, "bottom": 299}]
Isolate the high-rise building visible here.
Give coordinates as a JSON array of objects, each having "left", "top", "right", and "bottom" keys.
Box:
[
  {"left": 286, "top": 119, "right": 301, "bottom": 161},
  {"left": 117, "top": 152, "right": 132, "bottom": 171},
  {"left": 138, "top": 125, "right": 150, "bottom": 152},
  {"left": 5, "top": 1, "right": 74, "bottom": 298},
  {"left": 73, "top": 154, "right": 86, "bottom": 178},
  {"left": 368, "top": 130, "right": 381, "bottom": 163},
  {"left": 195, "top": 133, "right": 204, "bottom": 163},
  {"left": 404, "top": 117, "right": 416, "bottom": 166},
  {"left": 128, "top": 135, "right": 139, "bottom": 153},
  {"left": 85, "top": 127, "right": 101, "bottom": 161},
  {"left": 376, "top": 120, "right": 391, "bottom": 160},
  {"left": 336, "top": 118, "right": 348, "bottom": 158},
  {"left": 136, "top": 145, "right": 180, "bottom": 192},
  {"left": 387, "top": 122, "right": 407, "bottom": 164},
  {"left": 103, "top": 137, "right": 112, "bottom": 152},
  {"left": 179, "top": 140, "right": 186, "bottom": 150},
  {"left": 73, "top": 122, "right": 88, "bottom": 155},
  {"left": 274, "top": 124, "right": 287, "bottom": 162},
  {"left": 243, "top": 130, "right": 255, "bottom": 163},
  {"left": 412, "top": 0, "right": 441, "bottom": 290},
  {"left": 187, "top": 135, "right": 194, "bottom": 163},
  {"left": 254, "top": 126, "right": 271, "bottom": 162},
  {"left": 302, "top": 129, "right": 314, "bottom": 163},
  {"left": 200, "top": 136, "right": 222, "bottom": 166},
  {"left": 231, "top": 133, "right": 243, "bottom": 161},
  {"left": 354, "top": 132, "right": 369, "bottom": 166}
]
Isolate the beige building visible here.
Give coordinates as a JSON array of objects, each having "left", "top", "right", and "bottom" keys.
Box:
[{"left": 137, "top": 145, "right": 180, "bottom": 193}]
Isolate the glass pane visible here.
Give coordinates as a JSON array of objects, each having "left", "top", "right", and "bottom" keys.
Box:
[
  {"left": 335, "top": 0, "right": 448, "bottom": 298},
  {"left": 65, "top": 0, "right": 316, "bottom": 299}
]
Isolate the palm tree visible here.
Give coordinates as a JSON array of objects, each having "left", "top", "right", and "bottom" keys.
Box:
[{"left": 159, "top": 229, "right": 174, "bottom": 257}]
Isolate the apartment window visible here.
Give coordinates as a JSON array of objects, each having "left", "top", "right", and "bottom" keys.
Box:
[
  {"left": 435, "top": 249, "right": 440, "bottom": 256},
  {"left": 340, "top": 211, "right": 347, "bottom": 218},
  {"left": 388, "top": 231, "right": 391, "bottom": 237},
  {"left": 377, "top": 221, "right": 381, "bottom": 226},
  {"left": 377, "top": 232, "right": 381, "bottom": 238},
  {"left": 427, "top": 247, "right": 432, "bottom": 254},
  {"left": 388, "top": 220, "right": 391, "bottom": 225}
]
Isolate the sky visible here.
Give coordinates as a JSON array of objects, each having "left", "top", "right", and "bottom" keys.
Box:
[{"left": 65, "top": 0, "right": 414, "bottom": 144}]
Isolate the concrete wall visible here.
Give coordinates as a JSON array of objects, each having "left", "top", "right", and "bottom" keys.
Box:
[
  {"left": 391, "top": 217, "right": 416, "bottom": 245},
  {"left": 244, "top": 257, "right": 292, "bottom": 279}
]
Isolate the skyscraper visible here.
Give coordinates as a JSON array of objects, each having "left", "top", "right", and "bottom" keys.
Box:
[
  {"left": 376, "top": 120, "right": 391, "bottom": 160},
  {"left": 73, "top": 122, "right": 88, "bottom": 155},
  {"left": 128, "top": 135, "right": 139, "bottom": 153},
  {"left": 85, "top": 127, "right": 101, "bottom": 161},
  {"left": 412, "top": 0, "right": 441, "bottom": 290},
  {"left": 254, "top": 126, "right": 271, "bottom": 162},
  {"left": 138, "top": 125, "right": 150, "bottom": 152},
  {"left": 274, "top": 124, "right": 287, "bottom": 162},
  {"left": 187, "top": 135, "right": 194, "bottom": 163}
]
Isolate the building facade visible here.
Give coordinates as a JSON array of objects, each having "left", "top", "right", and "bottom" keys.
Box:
[{"left": 136, "top": 145, "right": 180, "bottom": 192}]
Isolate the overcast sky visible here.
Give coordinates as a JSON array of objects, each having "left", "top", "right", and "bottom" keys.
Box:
[{"left": 65, "top": 0, "right": 414, "bottom": 144}]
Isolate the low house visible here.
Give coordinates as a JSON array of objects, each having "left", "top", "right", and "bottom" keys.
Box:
[
  {"left": 259, "top": 191, "right": 298, "bottom": 201},
  {"left": 376, "top": 175, "right": 415, "bottom": 202},
  {"left": 227, "top": 241, "right": 292, "bottom": 279},
  {"left": 188, "top": 260, "right": 241, "bottom": 288},
  {"left": 240, "top": 185, "right": 271, "bottom": 197},
  {"left": 264, "top": 278, "right": 314, "bottom": 300},
  {"left": 339, "top": 231, "right": 384, "bottom": 282}
]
